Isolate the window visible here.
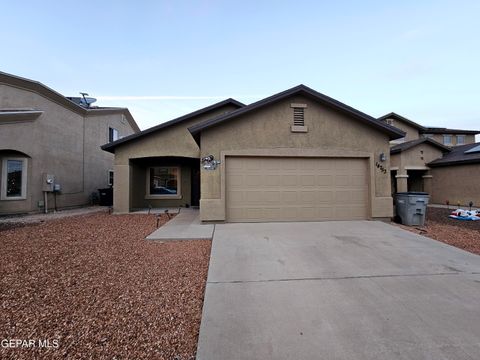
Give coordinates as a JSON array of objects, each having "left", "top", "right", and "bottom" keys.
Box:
[
  {"left": 422, "top": 133, "right": 433, "bottom": 139},
  {"left": 456, "top": 135, "right": 465, "bottom": 145},
  {"left": 443, "top": 135, "right": 452, "bottom": 145},
  {"left": 146, "top": 167, "right": 181, "bottom": 198},
  {"left": 108, "top": 170, "right": 114, "bottom": 186},
  {"left": 108, "top": 127, "right": 119, "bottom": 142},
  {"left": 1, "top": 158, "right": 27, "bottom": 200},
  {"left": 386, "top": 119, "right": 394, "bottom": 126}
]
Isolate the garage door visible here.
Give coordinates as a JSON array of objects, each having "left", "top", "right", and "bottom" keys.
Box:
[{"left": 226, "top": 157, "right": 369, "bottom": 222}]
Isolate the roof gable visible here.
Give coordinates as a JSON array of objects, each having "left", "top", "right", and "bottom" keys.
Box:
[
  {"left": 390, "top": 138, "right": 451, "bottom": 155},
  {"left": 189, "top": 85, "right": 405, "bottom": 141},
  {"left": 101, "top": 98, "right": 245, "bottom": 153},
  {"left": 0, "top": 71, "right": 140, "bottom": 132},
  {"left": 378, "top": 112, "right": 480, "bottom": 135},
  {"left": 378, "top": 112, "right": 426, "bottom": 131}
]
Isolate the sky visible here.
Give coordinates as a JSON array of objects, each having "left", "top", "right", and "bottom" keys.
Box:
[{"left": 1, "top": 0, "right": 479, "bottom": 140}]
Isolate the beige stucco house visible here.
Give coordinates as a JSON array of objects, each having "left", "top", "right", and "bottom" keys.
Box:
[
  {"left": 378, "top": 112, "right": 480, "bottom": 206},
  {"left": 0, "top": 71, "right": 140, "bottom": 215},
  {"left": 103, "top": 85, "right": 405, "bottom": 222}
]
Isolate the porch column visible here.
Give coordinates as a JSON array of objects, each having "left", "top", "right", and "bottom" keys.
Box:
[
  {"left": 113, "top": 163, "right": 131, "bottom": 213},
  {"left": 422, "top": 173, "right": 433, "bottom": 195},
  {"left": 396, "top": 173, "right": 408, "bottom": 193}
]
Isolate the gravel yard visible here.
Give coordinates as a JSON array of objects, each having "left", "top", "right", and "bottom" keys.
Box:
[
  {"left": 0, "top": 213, "right": 211, "bottom": 360},
  {"left": 398, "top": 207, "right": 480, "bottom": 256}
]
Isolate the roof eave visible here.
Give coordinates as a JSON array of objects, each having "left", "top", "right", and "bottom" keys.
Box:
[
  {"left": 189, "top": 85, "right": 406, "bottom": 140},
  {"left": 101, "top": 98, "right": 245, "bottom": 153},
  {"left": 428, "top": 158, "right": 480, "bottom": 167}
]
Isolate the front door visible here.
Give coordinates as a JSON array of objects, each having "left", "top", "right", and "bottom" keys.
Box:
[{"left": 191, "top": 167, "right": 200, "bottom": 207}]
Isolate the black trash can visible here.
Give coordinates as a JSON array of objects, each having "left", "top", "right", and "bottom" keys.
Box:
[{"left": 98, "top": 188, "right": 113, "bottom": 206}]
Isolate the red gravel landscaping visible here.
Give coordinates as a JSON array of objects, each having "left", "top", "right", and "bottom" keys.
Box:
[
  {"left": 0, "top": 213, "right": 211, "bottom": 360},
  {"left": 397, "top": 207, "right": 480, "bottom": 256}
]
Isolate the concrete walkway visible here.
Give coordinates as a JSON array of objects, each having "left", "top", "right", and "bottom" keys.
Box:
[
  {"left": 146, "top": 208, "right": 214, "bottom": 241},
  {"left": 197, "top": 221, "right": 480, "bottom": 360},
  {"left": 0, "top": 206, "right": 106, "bottom": 224}
]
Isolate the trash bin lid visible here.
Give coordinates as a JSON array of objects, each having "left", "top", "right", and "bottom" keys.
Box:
[{"left": 396, "top": 192, "right": 429, "bottom": 196}]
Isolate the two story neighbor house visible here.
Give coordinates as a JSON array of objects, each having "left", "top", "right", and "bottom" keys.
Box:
[
  {"left": 378, "top": 112, "right": 480, "bottom": 206},
  {"left": 103, "top": 85, "right": 405, "bottom": 222},
  {"left": 0, "top": 71, "right": 140, "bottom": 215}
]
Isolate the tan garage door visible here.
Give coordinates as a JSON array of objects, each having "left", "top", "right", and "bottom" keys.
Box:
[{"left": 226, "top": 157, "right": 369, "bottom": 222}]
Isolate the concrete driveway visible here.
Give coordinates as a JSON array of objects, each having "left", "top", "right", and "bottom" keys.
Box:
[{"left": 197, "top": 221, "right": 480, "bottom": 360}]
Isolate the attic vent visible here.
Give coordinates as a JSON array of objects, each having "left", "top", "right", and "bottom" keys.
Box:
[
  {"left": 293, "top": 107, "right": 304, "bottom": 126},
  {"left": 386, "top": 119, "right": 394, "bottom": 126}
]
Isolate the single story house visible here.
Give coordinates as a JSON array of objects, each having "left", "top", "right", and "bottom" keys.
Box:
[
  {"left": 428, "top": 143, "right": 480, "bottom": 206},
  {"left": 0, "top": 71, "right": 140, "bottom": 215},
  {"left": 102, "top": 85, "right": 405, "bottom": 222}
]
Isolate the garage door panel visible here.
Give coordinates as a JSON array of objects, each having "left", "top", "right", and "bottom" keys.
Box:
[
  {"left": 226, "top": 157, "right": 368, "bottom": 222},
  {"left": 317, "top": 175, "right": 333, "bottom": 186},
  {"left": 282, "top": 175, "right": 297, "bottom": 186}
]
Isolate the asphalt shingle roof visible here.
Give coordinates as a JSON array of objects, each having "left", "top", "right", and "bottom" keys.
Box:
[{"left": 428, "top": 142, "right": 480, "bottom": 167}]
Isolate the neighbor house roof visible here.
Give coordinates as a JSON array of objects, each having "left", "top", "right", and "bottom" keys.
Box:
[
  {"left": 422, "top": 127, "right": 480, "bottom": 135},
  {"left": 378, "top": 112, "right": 426, "bottom": 131},
  {"left": 378, "top": 112, "right": 480, "bottom": 135},
  {"left": 188, "top": 85, "right": 406, "bottom": 141},
  {"left": 0, "top": 71, "right": 140, "bottom": 132},
  {"left": 428, "top": 142, "right": 480, "bottom": 167},
  {"left": 390, "top": 138, "right": 452, "bottom": 155},
  {"left": 101, "top": 98, "right": 245, "bottom": 153}
]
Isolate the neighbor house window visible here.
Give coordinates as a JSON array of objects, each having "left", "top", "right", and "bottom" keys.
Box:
[
  {"left": 423, "top": 133, "right": 433, "bottom": 139},
  {"left": 456, "top": 135, "right": 465, "bottom": 145},
  {"left": 386, "top": 119, "right": 394, "bottom": 126},
  {"left": 108, "top": 170, "right": 114, "bottom": 186},
  {"left": 108, "top": 127, "right": 119, "bottom": 142},
  {"left": 443, "top": 135, "right": 452, "bottom": 145},
  {"left": 1, "top": 158, "right": 27, "bottom": 200},
  {"left": 146, "top": 167, "right": 181, "bottom": 198}
]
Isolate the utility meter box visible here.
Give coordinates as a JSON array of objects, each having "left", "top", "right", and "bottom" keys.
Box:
[{"left": 42, "top": 173, "right": 55, "bottom": 192}]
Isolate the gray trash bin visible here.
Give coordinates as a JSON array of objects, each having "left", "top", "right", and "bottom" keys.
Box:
[{"left": 395, "top": 192, "right": 429, "bottom": 226}]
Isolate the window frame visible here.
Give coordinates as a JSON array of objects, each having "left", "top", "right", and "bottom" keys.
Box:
[
  {"left": 1, "top": 157, "right": 28, "bottom": 200},
  {"left": 145, "top": 166, "right": 182, "bottom": 200},
  {"left": 108, "top": 127, "right": 119, "bottom": 143},
  {"left": 456, "top": 135, "right": 465, "bottom": 145},
  {"left": 108, "top": 170, "right": 114, "bottom": 187},
  {"left": 443, "top": 134, "right": 453, "bottom": 145}
]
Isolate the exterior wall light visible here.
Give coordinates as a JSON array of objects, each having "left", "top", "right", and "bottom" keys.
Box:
[
  {"left": 202, "top": 155, "right": 221, "bottom": 170},
  {"left": 379, "top": 152, "right": 386, "bottom": 162}
]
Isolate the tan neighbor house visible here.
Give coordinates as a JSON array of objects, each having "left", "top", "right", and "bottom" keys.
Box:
[
  {"left": 103, "top": 85, "right": 405, "bottom": 222},
  {"left": 0, "top": 71, "right": 140, "bottom": 214},
  {"left": 378, "top": 112, "right": 480, "bottom": 206}
]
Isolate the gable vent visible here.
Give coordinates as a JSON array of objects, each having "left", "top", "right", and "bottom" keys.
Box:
[{"left": 293, "top": 107, "right": 304, "bottom": 126}]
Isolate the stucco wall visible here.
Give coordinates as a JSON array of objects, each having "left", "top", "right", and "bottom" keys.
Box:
[
  {"left": 199, "top": 95, "right": 393, "bottom": 221},
  {"left": 397, "top": 144, "right": 445, "bottom": 172},
  {"left": 429, "top": 134, "right": 476, "bottom": 147},
  {"left": 112, "top": 104, "right": 239, "bottom": 212},
  {"left": 431, "top": 164, "right": 480, "bottom": 206},
  {"left": 0, "top": 83, "right": 136, "bottom": 214},
  {"left": 387, "top": 119, "right": 419, "bottom": 142}
]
